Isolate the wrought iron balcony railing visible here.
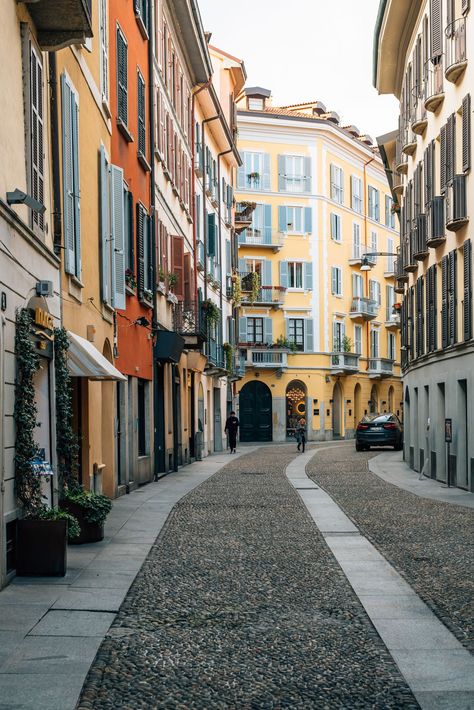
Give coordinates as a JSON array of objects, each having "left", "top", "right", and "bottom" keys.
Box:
[
  {"left": 424, "top": 58, "right": 445, "bottom": 112},
  {"left": 445, "top": 18, "right": 467, "bottom": 83},
  {"left": 173, "top": 302, "right": 206, "bottom": 339},
  {"left": 349, "top": 297, "right": 378, "bottom": 320},
  {"left": 368, "top": 358, "right": 395, "bottom": 377}
]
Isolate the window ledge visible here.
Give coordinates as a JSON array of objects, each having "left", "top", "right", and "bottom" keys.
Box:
[
  {"left": 135, "top": 14, "right": 149, "bottom": 40},
  {"left": 137, "top": 151, "right": 151, "bottom": 172},
  {"left": 139, "top": 295, "right": 153, "bottom": 309},
  {"left": 126, "top": 284, "right": 136, "bottom": 296},
  {"left": 102, "top": 97, "right": 111, "bottom": 119},
  {"left": 154, "top": 147, "right": 164, "bottom": 162},
  {"left": 117, "top": 119, "right": 134, "bottom": 143}
]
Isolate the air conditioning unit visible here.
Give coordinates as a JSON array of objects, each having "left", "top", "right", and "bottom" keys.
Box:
[{"left": 36, "top": 280, "right": 53, "bottom": 297}]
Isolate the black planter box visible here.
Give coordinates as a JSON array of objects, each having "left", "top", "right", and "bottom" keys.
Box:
[
  {"left": 16, "top": 519, "right": 67, "bottom": 576},
  {"left": 60, "top": 499, "right": 104, "bottom": 544}
]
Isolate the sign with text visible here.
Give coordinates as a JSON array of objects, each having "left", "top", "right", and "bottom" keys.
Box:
[{"left": 445, "top": 418, "right": 452, "bottom": 443}]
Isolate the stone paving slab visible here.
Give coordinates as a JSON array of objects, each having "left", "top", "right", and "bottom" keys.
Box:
[{"left": 29, "top": 610, "right": 116, "bottom": 637}]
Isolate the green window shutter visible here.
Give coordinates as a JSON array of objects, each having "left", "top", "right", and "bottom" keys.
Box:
[
  {"left": 136, "top": 203, "right": 145, "bottom": 299},
  {"left": 137, "top": 73, "right": 146, "bottom": 156},
  {"left": 278, "top": 206, "right": 287, "bottom": 232},
  {"left": 279, "top": 261, "right": 288, "bottom": 288},
  {"left": 117, "top": 29, "right": 128, "bottom": 125},
  {"left": 462, "top": 93, "right": 471, "bottom": 173},
  {"left": 207, "top": 212, "right": 216, "bottom": 257},
  {"left": 304, "top": 319, "right": 314, "bottom": 352},
  {"left": 304, "top": 207, "right": 312, "bottom": 233},
  {"left": 110, "top": 164, "right": 126, "bottom": 310},
  {"left": 304, "top": 262, "right": 313, "bottom": 290},
  {"left": 99, "top": 146, "right": 110, "bottom": 303},
  {"left": 264, "top": 317, "right": 273, "bottom": 344}
]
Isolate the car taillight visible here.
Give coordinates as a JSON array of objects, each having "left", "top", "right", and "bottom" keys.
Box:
[
  {"left": 357, "top": 424, "right": 369, "bottom": 430},
  {"left": 383, "top": 423, "right": 397, "bottom": 429}
]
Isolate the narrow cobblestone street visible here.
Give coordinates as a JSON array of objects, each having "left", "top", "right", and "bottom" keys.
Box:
[{"left": 77, "top": 445, "right": 420, "bottom": 709}]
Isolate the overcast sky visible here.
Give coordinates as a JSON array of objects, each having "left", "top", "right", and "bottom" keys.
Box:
[{"left": 198, "top": 0, "right": 399, "bottom": 141}]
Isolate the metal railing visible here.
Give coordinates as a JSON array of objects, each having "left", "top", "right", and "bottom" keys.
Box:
[
  {"left": 368, "top": 358, "right": 394, "bottom": 375},
  {"left": 173, "top": 302, "right": 206, "bottom": 338},
  {"left": 330, "top": 352, "right": 360, "bottom": 371},
  {"left": 350, "top": 297, "right": 378, "bottom": 317},
  {"left": 250, "top": 350, "right": 287, "bottom": 367},
  {"left": 238, "top": 227, "right": 282, "bottom": 247},
  {"left": 424, "top": 58, "right": 444, "bottom": 105},
  {"left": 241, "top": 285, "right": 286, "bottom": 304},
  {"left": 206, "top": 340, "right": 226, "bottom": 370},
  {"left": 385, "top": 306, "right": 400, "bottom": 325},
  {"left": 445, "top": 18, "right": 467, "bottom": 74}
]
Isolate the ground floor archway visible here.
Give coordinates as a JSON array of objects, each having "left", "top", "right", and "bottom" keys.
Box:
[
  {"left": 369, "top": 384, "right": 379, "bottom": 414},
  {"left": 239, "top": 380, "right": 272, "bottom": 442},
  {"left": 354, "top": 383, "right": 362, "bottom": 429},
  {"left": 286, "top": 379, "right": 307, "bottom": 439},
  {"left": 332, "top": 381, "right": 343, "bottom": 438}
]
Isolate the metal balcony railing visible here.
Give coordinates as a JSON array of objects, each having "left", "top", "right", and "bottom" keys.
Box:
[
  {"left": 411, "top": 85, "right": 428, "bottom": 134},
  {"left": 413, "top": 214, "right": 428, "bottom": 259},
  {"left": 241, "top": 285, "right": 286, "bottom": 305},
  {"left": 445, "top": 18, "right": 467, "bottom": 81},
  {"left": 249, "top": 350, "right": 287, "bottom": 367},
  {"left": 330, "top": 352, "right": 360, "bottom": 372},
  {"left": 427, "top": 196, "right": 446, "bottom": 246},
  {"left": 385, "top": 307, "right": 401, "bottom": 327},
  {"left": 368, "top": 358, "right": 394, "bottom": 377},
  {"left": 446, "top": 174, "right": 468, "bottom": 230},
  {"left": 238, "top": 227, "right": 283, "bottom": 248},
  {"left": 349, "top": 297, "right": 378, "bottom": 319},
  {"left": 173, "top": 302, "right": 206, "bottom": 338},
  {"left": 424, "top": 58, "right": 444, "bottom": 111},
  {"left": 395, "top": 136, "right": 408, "bottom": 174},
  {"left": 206, "top": 340, "right": 226, "bottom": 370}
]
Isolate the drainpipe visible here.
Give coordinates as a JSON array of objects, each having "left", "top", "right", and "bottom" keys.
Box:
[
  {"left": 201, "top": 114, "right": 221, "bottom": 301},
  {"left": 363, "top": 156, "right": 375, "bottom": 370},
  {"left": 48, "top": 53, "right": 62, "bottom": 311},
  {"left": 217, "top": 149, "right": 233, "bottom": 327}
]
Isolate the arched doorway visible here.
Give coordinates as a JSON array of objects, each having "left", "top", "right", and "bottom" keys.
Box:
[
  {"left": 369, "top": 384, "right": 379, "bottom": 414},
  {"left": 239, "top": 380, "right": 272, "bottom": 441},
  {"left": 285, "top": 379, "right": 307, "bottom": 439},
  {"left": 332, "top": 381, "right": 343, "bottom": 438},
  {"left": 404, "top": 386, "right": 411, "bottom": 465},
  {"left": 102, "top": 340, "right": 115, "bottom": 495},
  {"left": 354, "top": 383, "right": 362, "bottom": 428},
  {"left": 388, "top": 385, "right": 394, "bottom": 412}
]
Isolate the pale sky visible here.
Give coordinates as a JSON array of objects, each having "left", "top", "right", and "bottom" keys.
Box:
[{"left": 198, "top": 0, "right": 399, "bottom": 141}]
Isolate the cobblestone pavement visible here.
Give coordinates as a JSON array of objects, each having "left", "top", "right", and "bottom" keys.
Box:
[
  {"left": 78, "top": 445, "right": 417, "bottom": 709},
  {"left": 307, "top": 442, "right": 474, "bottom": 653}
]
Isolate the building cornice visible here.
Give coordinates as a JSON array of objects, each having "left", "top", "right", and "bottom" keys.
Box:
[{"left": 0, "top": 199, "right": 60, "bottom": 269}]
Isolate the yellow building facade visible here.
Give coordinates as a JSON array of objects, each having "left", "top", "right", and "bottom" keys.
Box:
[{"left": 236, "top": 90, "right": 402, "bottom": 442}]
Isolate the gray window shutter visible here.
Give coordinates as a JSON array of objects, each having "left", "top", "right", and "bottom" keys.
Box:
[
  {"left": 278, "top": 206, "right": 287, "bottom": 232},
  {"left": 332, "top": 267, "right": 337, "bottom": 294},
  {"left": 304, "top": 319, "right": 314, "bottom": 352},
  {"left": 238, "top": 258, "right": 246, "bottom": 273},
  {"left": 99, "top": 146, "right": 110, "bottom": 303},
  {"left": 304, "top": 207, "right": 312, "bottom": 233},
  {"left": 111, "top": 164, "right": 126, "bottom": 310},
  {"left": 136, "top": 203, "right": 145, "bottom": 299},
  {"left": 430, "top": 0, "right": 443, "bottom": 59},
  {"left": 279, "top": 260, "right": 288, "bottom": 288},
  {"left": 441, "top": 255, "right": 448, "bottom": 347},
  {"left": 226, "top": 239, "right": 231, "bottom": 275},
  {"left": 237, "top": 159, "right": 245, "bottom": 189},
  {"left": 264, "top": 317, "right": 273, "bottom": 344},
  {"left": 447, "top": 113, "right": 456, "bottom": 184},
  {"left": 464, "top": 239, "right": 472, "bottom": 340},
  {"left": 462, "top": 93, "right": 471, "bottom": 173},
  {"left": 262, "top": 260, "right": 272, "bottom": 286},
  {"left": 285, "top": 318, "right": 290, "bottom": 339},
  {"left": 264, "top": 204, "right": 272, "bottom": 234},
  {"left": 62, "top": 74, "right": 74, "bottom": 274},
  {"left": 263, "top": 153, "right": 271, "bottom": 190},
  {"left": 449, "top": 249, "right": 457, "bottom": 344},
  {"left": 278, "top": 155, "right": 285, "bottom": 191},
  {"left": 304, "top": 262, "right": 313, "bottom": 290},
  {"left": 71, "top": 94, "right": 81, "bottom": 277},
  {"left": 238, "top": 316, "right": 247, "bottom": 343},
  {"left": 304, "top": 156, "right": 311, "bottom": 192},
  {"left": 440, "top": 124, "right": 447, "bottom": 194},
  {"left": 330, "top": 213, "right": 336, "bottom": 238}
]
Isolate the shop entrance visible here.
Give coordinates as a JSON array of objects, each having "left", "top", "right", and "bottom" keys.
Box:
[
  {"left": 332, "top": 381, "right": 343, "bottom": 438},
  {"left": 285, "top": 380, "right": 307, "bottom": 439},
  {"left": 239, "top": 380, "right": 272, "bottom": 442}
]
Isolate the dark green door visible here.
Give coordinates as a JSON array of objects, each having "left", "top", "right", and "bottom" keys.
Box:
[{"left": 239, "top": 381, "right": 272, "bottom": 442}]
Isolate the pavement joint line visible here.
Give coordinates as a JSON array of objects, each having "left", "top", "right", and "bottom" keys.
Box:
[{"left": 285, "top": 447, "right": 474, "bottom": 709}]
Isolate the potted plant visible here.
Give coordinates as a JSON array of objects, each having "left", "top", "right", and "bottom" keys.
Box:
[
  {"left": 201, "top": 299, "right": 220, "bottom": 327},
  {"left": 167, "top": 272, "right": 178, "bottom": 290},
  {"left": 14, "top": 310, "right": 80, "bottom": 576},
  {"left": 342, "top": 335, "right": 353, "bottom": 353},
  {"left": 125, "top": 268, "right": 137, "bottom": 290},
  {"left": 247, "top": 171, "right": 260, "bottom": 186},
  {"left": 222, "top": 342, "right": 233, "bottom": 372},
  {"left": 249, "top": 272, "right": 261, "bottom": 304},
  {"left": 231, "top": 275, "right": 242, "bottom": 306},
  {"left": 54, "top": 327, "right": 112, "bottom": 544}
]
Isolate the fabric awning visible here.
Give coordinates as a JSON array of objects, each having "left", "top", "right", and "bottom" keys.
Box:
[{"left": 67, "top": 331, "right": 126, "bottom": 381}]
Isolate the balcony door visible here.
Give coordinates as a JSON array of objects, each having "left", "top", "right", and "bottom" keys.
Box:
[{"left": 239, "top": 380, "right": 272, "bottom": 442}]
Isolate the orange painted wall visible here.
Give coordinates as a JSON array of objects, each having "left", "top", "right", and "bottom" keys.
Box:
[{"left": 110, "top": 0, "right": 153, "bottom": 380}]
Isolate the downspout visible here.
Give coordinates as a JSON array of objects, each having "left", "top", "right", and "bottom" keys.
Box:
[
  {"left": 148, "top": 16, "right": 158, "bottom": 478},
  {"left": 363, "top": 156, "right": 375, "bottom": 371},
  {"left": 48, "top": 52, "right": 62, "bottom": 314},
  {"left": 217, "top": 148, "right": 233, "bottom": 320},
  {"left": 201, "top": 114, "right": 221, "bottom": 300}
]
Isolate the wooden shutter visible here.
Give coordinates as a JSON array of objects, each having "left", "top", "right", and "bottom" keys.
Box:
[
  {"left": 463, "top": 240, "right": 472, "bottom": 340},
  {"left": 304, "top": 156, "right": 311, "bottom": 192},
  {"left": 136, "top": 203, "right": 145, "bottom": 299},
  {"left": 30, "top": 44, "right": 44, "bottom": 231},
  {"left": 441, "top": 255, "right": 448, "bottom": 347},
  {"left": 440, "top": 123, "right": 447, "bottom": 194},
  {"left": 238, "top": 316, "right": 247, "bottom": 343},
  {"left": 237, "top": 155, "right": 245, "bottom": 189},
  {"left": 278, "top": 206, "right": 287, "bottom": 232},
  {"left": 171, "top": 236, "right": 184, "bottom": 301},
  {"left": 137, "top": 72, "right": 146, "bottom": 156},
  {"left": 462, "top": 94, "right": 471, "bottom": 173},
  {"left": 430, "top": 0, "right": 443, "bottom": 59},
  {"left": 207, "top": 212, "right": 216, "bottom": 257},
  {"left": 449, "top": 249, "right": 457, "bottom": 344},
  {"left": 111, "top": 164, "right": 126, "bottom": 310},
  {"left": 99, "top": 146, "right": 110, "bottom": 303},
  {"left": 304, "top": 207, "right": 312, "bottom": 233},
  {"left": 304, "top": 262, "right": 313, "bottom": 290},
  {"left": 61, "top": 74, "right": 80, "bottom": 277},
  {"left": 279, "top": 261, "right": 288, "bottom": 288},
  {"left": 184, "top": 252, "right": 192, "bottom": 304},
  {"left": 264, "top": 317, "right": 273, "bottom": 344},
  {"left": 304, "top": 319, "right": 314, "bottom": 352},
  {"left": 262, "top": 260, "right": 272, "bottom": 286},
  {"left": 447, "top": 113, "right": 456, "bottom": 184},
  {"left": 117, "top": 28, "right": 128, "bottom": 125}
]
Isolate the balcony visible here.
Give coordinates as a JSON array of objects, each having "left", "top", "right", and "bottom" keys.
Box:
[
  {"left": 413, "top": 214, "right": 429, "bottom": 260},
  {"left": 195, "top": 143, "right": 203, "bottom": 177},
  {"left": 368, "top": 358, "right": 395, "bottom": 378},
  {"left": 196, "top": 240, "right": 205, "bottom": 271},
  {"left": 173, "top": 302, "right": 206, "bottom": 350},
  {"left": 395, "top": 138, "right": 408, "bottom": 174},
  {"left": 239, "top": 274, "right": 286, "bottom": 308},
  {"left": 205, "top": 341, "right": 227, "bottom": 376},
  {"left": 404, "top": 232, "right": 418, "bottom": 273},
  {"left": 348, "top": 249, "right": 377, "bottom": 267},
  {"left": 23, "top": 0, "right": 92, "bottom": 49},
  {"left": 401, "top": 122, "right": 417, "bottom": 156},
  {"left": 385, "top": 307, "right": 401, "bottom": 329},
  {"left": 228, "top": 354, "right": 246, "bottom": 381},
  {"left": 243, "top": 348, "right": 288, "bottom": 369},
  {"left": 411, "top": 88, "right": 428, "bottom": 135},
  {"left": 349, "top": 297, "right": 378, "bottom": 321},
  {"left": 395, "top": 247, "right": 409, "bottom": 283},
  {"left": 427, "top": 196, "right": 446, "bottom": 247},
  {"left": 238, "top": 227, "right": 283, "bottom": 252},
  {"left": 445, "top": 18, "right": 467, "bottom": 83},
  {"left": 330, "top": 352, "right": 360, "bottom": 374},
  {"left": 446, "top": 175, "right": 468, "bottom": 231},
  {"left": 234, "top": 202, "right": 256, "bottom": 233},
  {"left": 424, "top": 59, "right": 444, "bottom": 112}
]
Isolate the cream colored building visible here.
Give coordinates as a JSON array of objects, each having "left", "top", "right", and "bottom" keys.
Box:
[
  {"left": 374, "top": 0, "right": 474, "bottom": 490},
  {"left": 236, "top": 88, "right": 402, "bottom": 442}
]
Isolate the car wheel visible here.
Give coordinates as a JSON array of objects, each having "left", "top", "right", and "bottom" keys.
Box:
[
  {"left": 355, "top": 443, "right": 363, "bottom": 452},
  {"left": 394, "top": 440, "right": 403, "bottom": 451}
]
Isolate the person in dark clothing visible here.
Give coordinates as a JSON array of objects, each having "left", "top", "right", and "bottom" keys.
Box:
[
  {"left": 224, "top": 411, "right": 240, "bottom": 453},
  {"left": 295, "top": 418, "right": 307, "bottom": 453}
]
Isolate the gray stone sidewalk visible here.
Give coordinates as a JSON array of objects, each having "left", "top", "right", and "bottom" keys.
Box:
[
  {"left": 0, "top": 450, "right": 255, "bottom": 710},
  {"left": 369, "top": 450, "right": 474, "bottom": 509}
]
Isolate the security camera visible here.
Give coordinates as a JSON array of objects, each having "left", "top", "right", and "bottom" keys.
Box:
[{"left": 6, "top": 189, "right": 46, "bottom": 214}]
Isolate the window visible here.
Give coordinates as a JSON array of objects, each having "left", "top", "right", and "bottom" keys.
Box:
[
  {"left": 279, "top": 206, "right": 311, "bottom": 233},
  {"left": 330, "top": 164, "right": 344, "bottom": 203},
  {"left": 386, "top": 237, "right": 395, "bottom": 272},
  {"left": 352, "top": 273, "right": 363, "bottom": 297},
  {"left": 246, "top": 203, "right": 271, "bottom": 242},
  {"left": 354, "top": 325, "right": 362, "bottom": 354},
  {"left": 62, "top": 73, "right": 81, "bottom": 278},
  {"left": 369, "top": 279, "right": 381, "bottom": 305},
  {"left": 137, "top": 379, "right": 148, "bottom": 456},
  {"left": 288, "top": 319, "right": 304, "bottom": 350},
  {"left": 286, "top": 206, "right": 304, "bottom": 232},
  {"left": 331, "top": 266, "right": 342, "bottom": 296},
  {"left": 330, "top": 213, "right": 341, "bottom": 242},
  {"left": 385, "top": 195, "right": 395, "bottom": 228},
  {"left": 124, "top": 186, "right": 134, "bottom": 273},
  {"left": 370, "top": 231, "right": 377, "bottom": 262},
  {"left": 136, "top": 203, "right": 151, "bottom": 299},
  {"left": 368, "top": 185, "right": 380, "bottom": 221},
  {"left": 283, "top": 155, "right": 306, "bottom": 192},
  {"left": 116, "top": 27, "right": 128, "bottom": 126},
  {"left": 28, "top": 42, "right": 44, "bottom": 232},
  {"left": 137, "top": 70, "right": 146, "bottom": 159},
  {"left": 351, "top": 176, "right": 363, "bottom": 213},
  {"left": 370, "top": 328, "right": 380, "bottom": 357},
  {"left": 288, "top": 262, "right": 303, "bottom": 289},
  {"left": 99, "top": 0, "right": 108, "bottom": 102},
  {"left": 333, "top": 320, "right": 345, "bottom": 351},
  {"left": 247, "top": 317, "right": 264, "bottom": 343},
  {"left": 237, "top": 151, "right": 270, "bottom": 190},
  {"left": 388, "top": 332, "right": 396, "bottom": 360},
  {"left": 248, "top": 97, "right": 263, "bottom": 110},
  {"left": 352, "top": 223, "right": 361, "bottom": 257}
]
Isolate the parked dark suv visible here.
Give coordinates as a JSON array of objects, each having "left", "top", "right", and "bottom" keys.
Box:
[{"left": 355, "top": 413, "right": 403, "bottom": 451}]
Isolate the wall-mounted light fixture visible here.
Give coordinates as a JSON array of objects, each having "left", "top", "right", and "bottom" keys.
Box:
[{"left": 7, "top": 189, "right": 45, "bottom": 214}]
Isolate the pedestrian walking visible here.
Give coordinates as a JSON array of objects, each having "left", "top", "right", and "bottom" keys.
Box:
[
  {"left": 295, "top": 418, "right": 306, "bottom": 453},
  {"left": 224, "top": 411, "right": 240, "bottom": 453}
]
